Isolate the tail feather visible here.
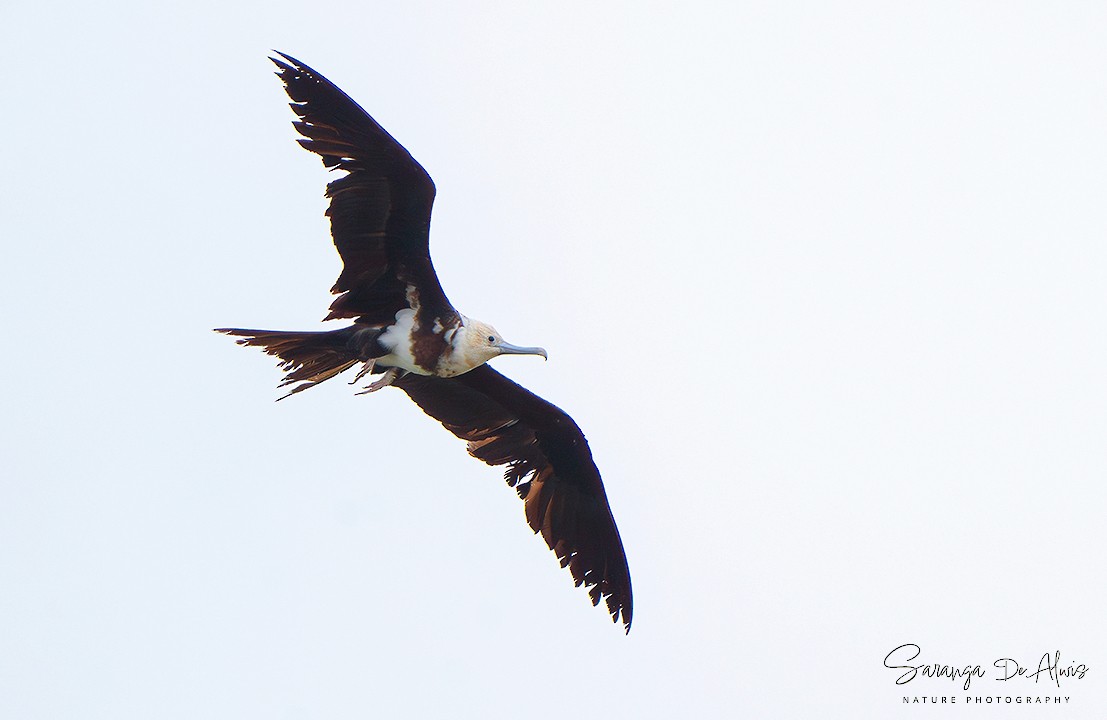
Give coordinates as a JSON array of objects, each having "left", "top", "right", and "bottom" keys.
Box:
[{"left": 215, "top": 327, "right": 361, "bottom": 399}]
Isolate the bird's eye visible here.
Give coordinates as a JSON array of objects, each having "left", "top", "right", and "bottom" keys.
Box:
[{"left": 487, "top": 335, "right": 496, "bottom": 343}]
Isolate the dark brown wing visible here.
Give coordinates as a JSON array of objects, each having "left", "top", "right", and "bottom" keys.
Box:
[
  {"left": 272, "top": 52, "right": 458, "bottom": 327},
  {"left": 394, "top": 364, "right": 633, "bottom": 631}
]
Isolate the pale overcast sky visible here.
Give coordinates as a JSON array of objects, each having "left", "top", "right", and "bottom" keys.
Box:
[{"left": 2, "top": 2, "right": 1106, "bottom": 718}]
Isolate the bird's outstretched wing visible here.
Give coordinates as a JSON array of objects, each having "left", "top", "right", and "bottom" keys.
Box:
[
  {"left": 272, "top": 52, "right": 457, "bottom": 327},
  {"left": 395, "top": 365, "right": 633, "bottom": 631}
]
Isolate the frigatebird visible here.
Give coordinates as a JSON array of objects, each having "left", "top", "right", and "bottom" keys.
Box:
[{"left": 216, "top": 53, "right": 632, "bottom": 630}]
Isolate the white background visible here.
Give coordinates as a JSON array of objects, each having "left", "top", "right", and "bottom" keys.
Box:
[{"left": 2, "top": 2, "right": 1105, "bottom": 718}]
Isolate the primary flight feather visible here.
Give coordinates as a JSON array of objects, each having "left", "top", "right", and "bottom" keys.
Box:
[{"left": 216, "top": 53, "right": 633, "bottom": 630}]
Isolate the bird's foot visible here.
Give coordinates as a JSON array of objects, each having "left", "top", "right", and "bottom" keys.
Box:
[
  {"left": 355, "top": 366, "right": 400, "bottom": 394},
  {"left": 349, "top": 358, "right": 376, "bottom": 384}
]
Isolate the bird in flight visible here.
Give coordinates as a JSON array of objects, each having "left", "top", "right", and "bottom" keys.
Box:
[{"left": 216, "top": 53, "right": 632, "bottom": 631}]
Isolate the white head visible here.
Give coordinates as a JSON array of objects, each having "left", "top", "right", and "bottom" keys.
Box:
[{"left": 453, "top": 317, "right": 548, "bottom": 371}]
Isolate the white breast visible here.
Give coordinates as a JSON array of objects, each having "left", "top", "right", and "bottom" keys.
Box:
[{"left": 376, "top": 308, "right": 431, "bottom": 375}]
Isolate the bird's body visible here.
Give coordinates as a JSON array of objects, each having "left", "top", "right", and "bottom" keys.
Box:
[
  {"left": 217, "top": 53, "right": 632, "bottom": 630},
  {"left": 376, "top": 310, "right": 545, "bottom": 378}
]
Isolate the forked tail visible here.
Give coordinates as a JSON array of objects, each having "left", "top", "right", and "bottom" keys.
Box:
[{"left": 215, "top": 326, "right": 363, "bottom": 399}]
